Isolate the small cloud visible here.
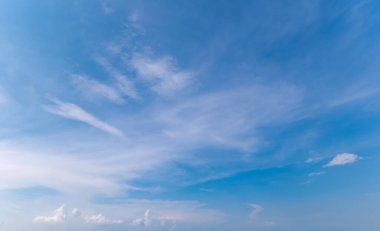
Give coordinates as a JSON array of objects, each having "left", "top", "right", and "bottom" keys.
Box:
[
  {"left": 249, "top": 204, "right": 263, "bottom": 220},
  {"left": 131, "top": 209, "right": 175, "bottom": 229},
  {"left": 248, "top": 203, "right": 275, "bottom": 227},
  {"left": 85, "top": 214, "right": 123, "bottom": 225},
  {"left": 72, "top": 75, "right": 125, "bottom": 104},
  {"left": 34, "top": 205, "right": 68, "bottom": 223},
  {"left": 131, "top": 209, "right": 151, "bottom": 227},
  {"left": 308, "top": 171, "right": 325, "bottom": 177},
  {"left": 130, "top": 54, "right": 193, "bottom": 96},
  {"left": 324, "top": 153, "right": 360, "bottom": 167},
  {"left": 305, "top": 157, "right": 322, "bottom": 164},
  {"left": 44, "top": 98, "right": 124, "bottom": 137}
]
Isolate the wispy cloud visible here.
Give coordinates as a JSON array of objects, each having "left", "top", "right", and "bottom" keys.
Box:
[
  {"left": 156, "top": 84, "right": 302, "bottom": 151},
  {"left": 72, "top": 75, "right": 125, "bottom": 104},
  {"left": 94, "top": 55, "right": 139, "bottom": 100},
  {"left": 100, "top": 0, "right": 114, "bottom": 14},
  {"left": 249, "top": 204, "right": 263, "bottom": 220},
  {"left": 324, "top": 153, "right": 361, "bottom": 167},
  {"left": 44, "top": 98, "right": 124, "bottom": 137},
  {"left": 130, "top": 54, "right": 193, "bottom": 96},
  {"left": 308, "top": 171, "right": 326, "bottom": 177},
  {"left": 305, "top": 157, "right": 322, "bottom": 164},
  {"left": 248, "top": 204, "right": 275, "bottom": 227}
]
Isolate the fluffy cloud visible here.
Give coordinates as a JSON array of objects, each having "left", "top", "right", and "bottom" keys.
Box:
[
  {"left": 131, "top": 209, "right": 177, "bottom": 229},
  {"left": 44, "top": 98, "right": 124, "bottom": 137},
  {"left": 324, "top": 153, "right": 360, "bottom": 167},
  {"left": 131, "top": 209, "right": 151, "bottom": 227},
  {"left": 85, "top": 214, "right": 123, "bottom": 225},
  {"left": 34, "top": 205, "right": 123, "bottom": 225},
  {"left": 34, "top": 205, "right": 68, "bottom": 223}
]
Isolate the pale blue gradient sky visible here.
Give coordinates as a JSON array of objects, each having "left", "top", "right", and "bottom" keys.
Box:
[{"left": 0, "top": 1, "right": 380, "bottom": 230}]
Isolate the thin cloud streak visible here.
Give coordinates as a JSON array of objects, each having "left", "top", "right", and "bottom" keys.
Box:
[
  {"left": 72, "top": 75, "right": 125, "bottom": 104},
  {"left": 44, "top": 98, "right": 124, "bottom": 137},
  {"left": 94, "top": 55, "right": 139, "bottom": 100}
]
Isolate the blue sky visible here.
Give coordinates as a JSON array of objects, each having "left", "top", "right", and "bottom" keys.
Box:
[{"left": 0, "top": 0, "right": 380, "bottom": 230}]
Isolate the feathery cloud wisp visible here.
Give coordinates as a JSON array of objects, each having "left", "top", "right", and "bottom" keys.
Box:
[
  {"left": 249, "top": 204, "right": 264, "bottom": 219},
  {"left": 131, "top": 54, "right": 192, "bottom": 96},
  {"left": 44, "top": 99, "right": 124, "bottom": 137},
  {"left": 324, "top": 153, "right": 360, "bottom": 167},
  {"left": 94, "top": 55, "right": 139, "bottom": 99},
  {"left": 72, "top": 75, "right": 125, "bottom": 104}
]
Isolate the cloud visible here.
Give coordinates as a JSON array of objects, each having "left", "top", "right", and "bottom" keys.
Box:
[
  {"left": 44, "top": 98, "right": 124, "bottom": 137},
  {"left": 130, "top": 54, "right": 193, "bottom": 96},
  {"left": 131, "top": 209, "right": 151, "bottom": 227},
  {"left": 94, "top": 55, "right": 139, "bottom": 99},
  {"left": 34, "top": 205, "right": 68, "bottom": 223},
  {"left": 305, "top": 157, "right": 322, "bottom": 164},
  {"left": 34, "top": 205, "right": 123, "bottom": 225},
  {"left": 308, "top": 171, "right": 325, "bottom": 177},
  {"left": 130, "top": 209, "right": 177, "bottom": 229},
  {"left": 324, "top": 153, "right": 360, "bottom": 167},
  {"left": 248, "top": 204, "right": 275, "bottom": 227},
  {"left": 156, "top": 84, "right": 301, "bottom": 151},
  {"left": 249, "top": 204, "right": 263, "bottom": 219},
  {"left": 85, "top": 214, "right": 123, "bottom": 225},
  {"left": 72, "top": 75, "right": 125, "bottom": 104}
]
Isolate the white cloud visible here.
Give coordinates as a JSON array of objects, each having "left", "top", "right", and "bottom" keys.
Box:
[
  {"left": 308, "top": 171, "right": 325, "bottom": 177},
  {"left": 324, "top": 153, "right": 360, "bottom": 167},
  {"left": 34, "top": 205, "right": 123, "bottom": 225},
  {"left": 34, "top": 205, "right": 68, "bottom": 223},
  {"left": 94, "top": 55, "right": 139, "bottom": 99},
  {"left": 131, "top": 209, "right": 151, "bottom": 227},
  {"left": 85, "top": 214, "right": 123, "bottom": 225},
  {"left": 130, "top": 54, "right": 192, "bottom": 96},
  {"left": 44, "top": 98, "right": 124, "bottom": 137},
  {"left": 305, "top": 157, "right": 322, "bottom": 164},
  {"left": 72, "top": 75, "right": 125, "bottom": 104},
  {"left": 156, "top": 84, "right": 301, "bottom": 151}
]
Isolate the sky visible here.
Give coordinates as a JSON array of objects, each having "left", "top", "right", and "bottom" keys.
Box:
[{"left": 0, "top": 0, "right": 380, "bottom": 230}]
